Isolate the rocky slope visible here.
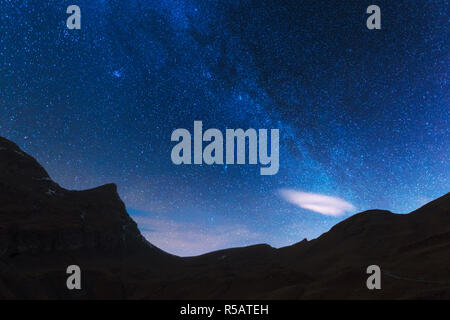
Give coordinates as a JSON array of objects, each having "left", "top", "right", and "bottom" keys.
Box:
[
  {"left": 0, "top": 137, "right": 174, "bottom": 298},
  {"left": 0, "top": 137, "right": 160, "bottom": 257},
  {"left": 0, "top": 136, "right": 449, "bottom": 299}
]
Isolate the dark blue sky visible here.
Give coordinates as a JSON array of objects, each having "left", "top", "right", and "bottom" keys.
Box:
[{"left": 0, "top": 0, "right": 448, "bottom": 256}]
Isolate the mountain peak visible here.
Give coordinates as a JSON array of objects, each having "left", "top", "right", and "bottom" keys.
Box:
[
  {"left": 0, "top": 136, "right": 160, "bottom": 259},
  {"left": 0, "top": 136, "right": 51, "bottom": 183}
]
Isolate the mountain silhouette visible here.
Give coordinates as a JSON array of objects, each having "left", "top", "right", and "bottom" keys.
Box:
[{"left": 0, "top": 136, "right": 449, "bottom": 299}]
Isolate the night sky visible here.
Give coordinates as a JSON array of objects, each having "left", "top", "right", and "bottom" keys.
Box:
[{"left": 0, "top": 0, "right": 448, "bottom": 256}]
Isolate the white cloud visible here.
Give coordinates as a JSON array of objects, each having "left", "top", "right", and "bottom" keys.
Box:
[{"left": 279, "top": 189, "right": 355, "bottom": 217}]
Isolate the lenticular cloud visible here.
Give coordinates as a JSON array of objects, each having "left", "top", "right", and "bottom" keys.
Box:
[{"left": 279, "top": 189, "right": 355, "bottom": 217}]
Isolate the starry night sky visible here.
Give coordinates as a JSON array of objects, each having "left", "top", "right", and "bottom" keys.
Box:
[{"left": 0, "top": 1, "right": 448, "bottom": 256}]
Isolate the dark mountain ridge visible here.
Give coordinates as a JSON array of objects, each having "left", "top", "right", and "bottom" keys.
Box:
[
  {"left": 0, "top": 136, "right": 449, "bottom": 299},
  {"left": 0, "top": 137, "right": 161, "bottom": 257}
]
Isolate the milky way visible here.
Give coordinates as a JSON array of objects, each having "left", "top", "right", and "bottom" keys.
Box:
[{"left": 0, "top": 0, "right": 448, "bottom": 256}]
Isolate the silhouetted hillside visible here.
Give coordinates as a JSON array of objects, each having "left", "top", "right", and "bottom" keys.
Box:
[{"left": 0, "top": 136, "right": 449, "bottom": 299}]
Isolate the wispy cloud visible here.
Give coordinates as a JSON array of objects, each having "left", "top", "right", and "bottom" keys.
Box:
[
  {"left": 133, "top": 216, "right": 262, "bottom": 257},
  {"left": 279, "top": 189, "right": 355, "bottom": 217}
]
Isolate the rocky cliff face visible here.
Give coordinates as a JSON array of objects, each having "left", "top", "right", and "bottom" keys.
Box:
[{"left": 0, "top": 137, "right": 153, "bottom": 258}]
